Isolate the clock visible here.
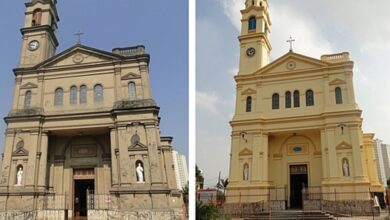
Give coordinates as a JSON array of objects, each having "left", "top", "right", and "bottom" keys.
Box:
[
  {"left": 28, "top": 40, "right": 40, "bottom": 51},
  {"left": 246, "top": 47, "right": 256, "bottom": 57}
]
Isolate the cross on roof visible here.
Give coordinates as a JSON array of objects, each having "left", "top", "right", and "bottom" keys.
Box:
[
  {"left": 74, "top": 30, "right": 84, "bottom": 44},
  {"left": 286, "top": 36, "right": 295, "bottom": 52}
]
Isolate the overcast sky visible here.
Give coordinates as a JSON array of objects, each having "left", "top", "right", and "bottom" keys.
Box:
[
  {"left": 0, "top": 1, "right": 188, "bottom": 158},
  {"left": 197, "top": 0, "right": 390, "bottom": 188}
]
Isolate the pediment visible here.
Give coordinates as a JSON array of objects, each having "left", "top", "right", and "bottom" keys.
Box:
[
  {"left": 121, "top": 72, "right": 141, "bottom": 80},
  {"left": 329, "top": 78, "right": 346, "bottom": 85},
  {"left": 256, "top": 52, "right": 328, "bottom": 75},
  {"left": 128, "top": 142, "right": 148, "bottom": 151},
  {"left": 12, "top": 148, "right": 29, "bottom": 157},
  {"left": 239, "top": 148, "right": 253, "bottom": 156},
  {"left": 241, "top": 88, "right": 257, "bottom": 95},
  {"left": 20, "top": 82, "right": 38, "bottom": 89},
  {"left": 37, "top": 45, "right": 122, "bottom": 69},
  {"left": 336, "top": 141, "right": 352, "bottom": 150}
]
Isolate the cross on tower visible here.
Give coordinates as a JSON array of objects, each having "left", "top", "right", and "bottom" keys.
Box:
[
  {"left": 74, "top": 30, "right": 84, "bottom": 44},
  {"left": 286, "top": 36, "right": 295, "bottom": 52}
]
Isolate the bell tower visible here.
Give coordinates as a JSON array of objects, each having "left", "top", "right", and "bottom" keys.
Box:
[
  {"left": 238, "top": 0, "right": 271, "bottom": 75},
  {"left": 19, "top": 0, "right": 59, "bottom": 67}
]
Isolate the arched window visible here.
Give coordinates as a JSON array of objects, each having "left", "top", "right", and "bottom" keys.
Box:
[
  {"left": 285, "top": 91, "right": 291, "bottom": 108},
  {"left": 272, "top": 93, "right": 279, "bottom": 109},
  {"left": 80, "top": 85, "right": 87, "bottom": 104},
  {"left": 305, "top": 89, "right": 314, "bottom": 106},
  {"left": 94, "top": 84, "right": 103, "bottom": 103},
  {"left": 32, "top": 9, "right": 42, "bottom": 26},
  {"left": 70, "top": 86, "right": 77, "bottom": 105},
  {"left": 248, "top": 16, "right": 256, "bottom": 30},
  {"left": 128, "top": 82, "right": 137, "bottom": 101},
  {"left": 246, "top": 96, "right": 252, "bottom": 112},
  {"left": 293, "top": 90, "right": 300, "bottom": 107},
  {"left": 54, "top": 88, "right": 63, "bottom": 106},
  {"left": 24, "top": 91, "right": 32, "bottom": 109},
  {"left": 335, "top": 87, "right": 343, "bottom": 104}
]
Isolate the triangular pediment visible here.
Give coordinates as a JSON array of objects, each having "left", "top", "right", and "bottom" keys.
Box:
[
  {"left": 128, "top": 142, "right": 148, "bottom": 151},
  {"left": 20, "top": 82, "right": 38, "bottom": 89},
  {"left": 37, "top": 44, "right": 122, "bottom": 69},
  {"left": 239, "top": 148, "right": 253, "bottom": 156},
  {"left": 241, "top": 88, "right": 257, "bottom": 95},
  {"left": 329, "top": 78, "right": 346, "bottom": 85},
  {"left": 121, "top": 72, "right": 141, "bottom": 80},
  {"left": 336, "top": 141, "right": 352, "bottom": 150},
  {"left": 12, "top": 148, "right": 29, "bottom": 157},
  {"left": 256, "top": 52, "right": 329, "bottom": 75}
]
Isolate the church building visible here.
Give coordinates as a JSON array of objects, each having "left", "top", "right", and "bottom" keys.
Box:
[
  {"left": 0, "top": 0, "right": 183, "bottom": 219},
  {"left": 226, "top": 0, "right": 383, "bottom": 209}
]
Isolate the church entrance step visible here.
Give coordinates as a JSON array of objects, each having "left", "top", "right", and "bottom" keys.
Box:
[{"left": 243, "top": 210, "right": 335, "bottom": 220}]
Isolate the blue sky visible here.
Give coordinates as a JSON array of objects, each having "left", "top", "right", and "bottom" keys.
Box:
[
  {"left": 197, "top": 0, "right": 390, "bottom": 188},
  {"left": 0, "top": 1, "right": 188, "bottom": 158}
]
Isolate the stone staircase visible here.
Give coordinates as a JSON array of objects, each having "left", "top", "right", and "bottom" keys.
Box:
[{"left": 244, "top": 210, "right": 335, "bottom": 220}]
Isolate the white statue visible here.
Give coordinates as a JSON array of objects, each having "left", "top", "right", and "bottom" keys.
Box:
[
  {"left": 16, "top": 167, "right": 23, "bottom": 185},
  {"left": 136, "top": 163, "right": 144, "bottom": 183},
  {"left": 342, "top": 159, "right": 349, "bottom": 177},
  {"left": 243, "top": 164, "right": 249, "bottom": 181}
]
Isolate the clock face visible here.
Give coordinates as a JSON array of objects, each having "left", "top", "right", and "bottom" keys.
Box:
[
  {"left": 246, "top": 47, "right": 256, "bottom": 57},
  {"left": 28, "top": 40, "right": 40, "bottom": 51}
]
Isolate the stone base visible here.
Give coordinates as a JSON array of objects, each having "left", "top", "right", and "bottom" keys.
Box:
[
  {"left": 304, "top": 200, "right": 379, "bottom": 216},
  {"left": 87, "top": 209, "right": 185, "bottom": 220},
  {"left": 221, "top": 201, "right": 286, "bottom": 217},
  {"left": 0, "top": 208, "right": 185, "bottom": 220}
]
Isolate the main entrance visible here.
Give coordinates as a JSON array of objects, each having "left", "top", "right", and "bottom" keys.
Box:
[
  {"left": 73, "top": 169, "right": 95, "bottom": 219},
  {"left": 289, "top": 164, "right": 308, "bottom": 208}
]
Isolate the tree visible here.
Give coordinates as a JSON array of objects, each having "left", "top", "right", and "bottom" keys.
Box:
[
  {"left": 196, "top": 200, "right": 219, "bottom": 220},
  {"left": 182, "top": 182, "right": 189, "bottom": 214},
  {"left": 196, "top": 165, "right": 204, "bottom": 189}
]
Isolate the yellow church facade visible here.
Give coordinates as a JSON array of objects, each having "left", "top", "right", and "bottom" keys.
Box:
[{"left": 226, "top": 0, "right": 383, "bottom": 207}]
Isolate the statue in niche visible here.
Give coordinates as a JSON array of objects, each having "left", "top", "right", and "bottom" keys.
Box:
[
  {"left": 342, "top": 158, "right": 350, "bottom": 177},
  {"left": 243, "top": 163, "right": 249, "bottom": 181},
  {"left": 16, "top": 167, "right": 23, "bottom": 185},
  {"left": 136, "top": 162, "right": 144, "bottom": 183}
]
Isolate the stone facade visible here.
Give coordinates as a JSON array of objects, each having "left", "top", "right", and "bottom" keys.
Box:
[{"left": 0, "top": 0, "right": 183, "bottom": 219}]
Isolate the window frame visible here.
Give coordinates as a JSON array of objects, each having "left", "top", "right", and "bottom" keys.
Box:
[
  {"left": 335, "top": 87, "right": 343, "bottom": 104},
  {"left": 93, "top": 84, "right": 104, "bottom": 103},
  {"left": 293, "top": 90, "right": 300, "bottom": 108},
  {"left": 54, "top": 87, "right": 63, "bottom": 106},
  {"left": 246, "top": 96, "right": 252, "bottom": 112},
  {"left": 305, "top": 89, "right": 314, "bottom": 106},
  {"left": 272, "top": 93, "right": 280, "bottom": 109}
]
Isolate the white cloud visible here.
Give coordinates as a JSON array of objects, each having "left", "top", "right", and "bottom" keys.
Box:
[
  {"left": 196, "top": 91, "right": 221, "bottom": 115},
  {"left": 216, "top": 0, "right": 243, "bottom": 31}
]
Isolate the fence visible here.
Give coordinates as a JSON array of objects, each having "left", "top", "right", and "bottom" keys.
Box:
[
  {"left": 303, "top": 188, "right": 387, "bottom": 218},
  {"left": 199, "top": 187, "right": 390, "bottom": 219}
]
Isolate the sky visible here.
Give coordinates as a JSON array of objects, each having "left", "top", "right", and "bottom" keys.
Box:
[
  {"left": 0, "top": 1, "right": 188, "bottom": 158},
  {"left": 197, "top": 0, "right": 390, "bottom": 188}
]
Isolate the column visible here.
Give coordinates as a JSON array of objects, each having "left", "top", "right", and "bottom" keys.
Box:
[
  {"left": 117, "top": 126, "right": 131, "bottom": 185},
  {"left": 345, "top": 71, "right": 356, "bottom": 105},
  {"left": 261, "top": 133, "right": 269, "bottom": 182},
  {"left": 37, "top": 131, "right": 48, "bottom": 189},
  {"left": 109, "top": 128, "right": 119, "bottom": 187},
  {"left": 0, "top": 130, "right": 16, "bottom": 189},
  {"left": 145, "top": 123, "right": 162, "bottom": 184},
  {"left": 350, "top": 126, "right": 364, "bottom": 178},
  {"left": 325, "top": 128, "right": 338, "bottom": 178},
  {"left": 11, "top": 78, "right": 22, "bottom": 110},
  {"left": 251, "top": 134, "right": 261, "bottom": 182},
  {"left": 320, "top": 130, "right": 329, "bottom": 180},
  {"left": 25, "top": 130, "right": 39, "bottom": 188},
  {"left": 228, "top": 135, "right": 240, "bottom": 183},
  {"left": 36, "top": 73, "right": 44, "bottom": 108},
  {"left": 114, "top": 66, "right": 122, "bottom": 101},
  {"left": 139, "top": 64, "right": 152, "bottom": 99}
]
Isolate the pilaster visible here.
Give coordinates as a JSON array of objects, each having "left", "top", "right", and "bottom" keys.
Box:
[
  {"left": 37, "top": 131, "right": 48, "bottom": 189},
  {"left": 145, "top": 123, "right": 162, "bottom": 185},
  {"left": 109, "top": 127, "right": 119, "bottom": 187}
]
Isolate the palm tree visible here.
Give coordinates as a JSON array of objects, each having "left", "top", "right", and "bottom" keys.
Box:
[{"left": 182, "top": 182, "right": 189, "bottom": 214}]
